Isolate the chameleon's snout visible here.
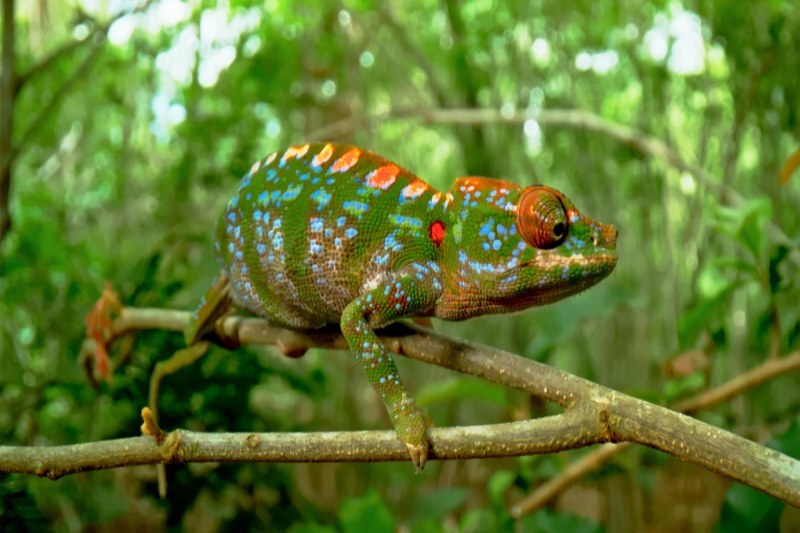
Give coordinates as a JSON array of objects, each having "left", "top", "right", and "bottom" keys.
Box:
[{"left": 600, "top": 223, "right": 618, "bottom": 249}]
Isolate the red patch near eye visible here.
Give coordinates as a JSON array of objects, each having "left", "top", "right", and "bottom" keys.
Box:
[{"left": 429, "top": 220, "right": 446, "bottom": 246}]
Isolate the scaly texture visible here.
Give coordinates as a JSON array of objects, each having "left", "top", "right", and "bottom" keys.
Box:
[{"left": 194, "top": 142, "right": 618, "bottom": 469}]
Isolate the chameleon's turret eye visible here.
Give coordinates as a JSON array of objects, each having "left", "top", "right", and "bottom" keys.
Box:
[{"left": 516, "top": 186, "right": 569, "bottom": 250}]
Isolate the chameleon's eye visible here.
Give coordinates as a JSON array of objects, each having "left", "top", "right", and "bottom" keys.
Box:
[{"left": 516, "top": 186, "right": 569, "bottom": 249}]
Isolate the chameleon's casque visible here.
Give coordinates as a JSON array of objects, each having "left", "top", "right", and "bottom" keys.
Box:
[{"left": 198, "top": 142, "right": 617, "bottom": 469}]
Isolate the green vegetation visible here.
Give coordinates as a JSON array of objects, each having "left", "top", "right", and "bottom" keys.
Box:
[{"left": 1, "top": 0, "right": 798, "bottom": 530}]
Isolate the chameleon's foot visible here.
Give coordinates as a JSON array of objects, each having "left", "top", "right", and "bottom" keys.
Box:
[
  {"left": 394, "top": 405, "right": 434, "bottom": 471},
  {"left": 276, "top": 339, "right": 308, "bottom": 358},
  {"left": 406, "top": 441, "right": 428, "bottom": 472}
]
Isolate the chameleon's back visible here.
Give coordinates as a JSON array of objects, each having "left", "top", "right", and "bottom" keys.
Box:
[{"left": 216, "top": 143, "right": 445, "bottom": 329}]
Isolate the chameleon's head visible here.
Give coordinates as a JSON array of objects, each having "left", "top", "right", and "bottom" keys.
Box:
[{"left": 437, "top": 177, "right": 617, "bottom": 320}]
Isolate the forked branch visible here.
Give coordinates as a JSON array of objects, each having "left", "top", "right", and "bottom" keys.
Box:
[{"left": 0, "top": 307, "right": 798, "bottom": 508}]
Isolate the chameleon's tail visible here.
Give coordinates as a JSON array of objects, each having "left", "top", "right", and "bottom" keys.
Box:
[{"left": 184, "top": 270, "right": 233, "bottom": 345}]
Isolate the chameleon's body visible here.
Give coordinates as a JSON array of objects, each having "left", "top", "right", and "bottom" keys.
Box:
[{"left": 192, "top": 142, "right": 617, "bottom": 468}]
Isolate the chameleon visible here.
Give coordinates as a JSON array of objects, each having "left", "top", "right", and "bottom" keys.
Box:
[{"left": 186, "top": 142, "right": 618, "bottom": 470}]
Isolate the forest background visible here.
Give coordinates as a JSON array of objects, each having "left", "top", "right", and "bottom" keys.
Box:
[{"left": 1, "top": 0, "right": 799, "bottom": 531}]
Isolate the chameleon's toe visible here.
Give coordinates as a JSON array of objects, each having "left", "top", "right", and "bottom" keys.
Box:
[
  {"left": 395, "top": 406, "right": 432, "bottom": 471},
  {"left": 406, "top": 440, "right": 429, "bottom": 472}
]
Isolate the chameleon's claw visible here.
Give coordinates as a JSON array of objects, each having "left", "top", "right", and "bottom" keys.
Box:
[
  {"left": 396, "top": 406, "right": 433, "bottom": 471},
  {"left": 406, "top": 441, "right": 429, "bottom": 472}
]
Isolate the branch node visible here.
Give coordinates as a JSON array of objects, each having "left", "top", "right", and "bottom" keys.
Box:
[
  {"left": 140, "top": 406, "right": 165, "bottom": 444},
  {"left": 245, "top": 433, "right": 261, "bottom": 450},
  {"left": 162, "top": 431, "right": 183, "bottom": 461}
]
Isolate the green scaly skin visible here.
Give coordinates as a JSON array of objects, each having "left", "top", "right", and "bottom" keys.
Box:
[{"left": 187, "top": 142, "right": 618, "bottom": 469}]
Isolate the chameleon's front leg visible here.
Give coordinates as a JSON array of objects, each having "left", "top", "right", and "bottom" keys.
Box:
[{"left": 341, "top": 270, "right": 440, "bottom": 470}]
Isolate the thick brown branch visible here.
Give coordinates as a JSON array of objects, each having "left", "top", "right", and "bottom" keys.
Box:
[{"left": 512, "top": 351, "right": 800, "bottom": 516}]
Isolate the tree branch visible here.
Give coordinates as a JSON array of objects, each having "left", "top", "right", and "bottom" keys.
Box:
[
  {"left": 511, "top": 351, "right": 800, "bottom": 515},
  {"left": 0, "top": 0, "right": 157, "bottom": 244},
  {"left": 0, "top": 0, "right": 16, "bottom": 242},
  {"left": 2, "top": 307, "right": 797, "bottom": 508}
]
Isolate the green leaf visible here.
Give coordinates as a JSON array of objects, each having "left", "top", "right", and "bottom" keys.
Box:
[
  {"left": 713, "top": 197, "right": 772, "bottom": 261},
  {"left": 412, "top": 487, "right": 470, "bottom": 522},
  {"left": 339, "top": 490, "right": 395, "bottom": 533},
  {"left": 678, "top": 281, "right": 742, "bottom": 349},
  {"left": 663, "top": 372, "right": 706, "bottom": 403},
  {"left": 520, "top": 509, "right": 603, "bottom": 533},
  {"left": 487, "top": 470, "right": 516, "bottom": 507},
  {"left": 415, "top": 377, "right": 508, "bottom": 407}
]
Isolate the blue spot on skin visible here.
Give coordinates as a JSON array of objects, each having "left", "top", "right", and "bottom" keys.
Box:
[
  {"left": 345, "top": 228, "right": 358, "bottom": 239},
  {"left": 325, "top": 228, "right": 332, "bottom": 238},
  {"left": 343, "top": 201, "right": 369, "bottom": 214},
  {"left": 337, "top": 216, "right": 347, "bottom": 227},
  {"left": 310, "top": 218, "right": 323, "bottom": 232},
  {"left": 282, "top": 185, "right": 302, "bottom": 201},
  {"left": 375, "top": 254, "right": 389, "bottom": 266},
  {"left": 334, "top": 237, "right": 342, "bottom": 247},
  {"left": 570, "top": 213, "right": 580, "bottom": 223},
  {"left": 272, "top": 233, "right": 283, "bottom": 249},
  {"left": 492, "top": 239, "right": 502, "bottom": 251},
  {"left": 497, "top": 224, "right": 507, "bottom": 235},
  {"left": 257, "top": 243, "right": 266, "bottom": 254},
  {"left": 235, "top": 250, "right": 243, "bottom": 260},
  {"left": 273, "top": 219, "right": 282, "bottom": 229},
  {"left": 482, "top": 242, "right": 490, "bottom": 251},
  {"left": 258, "top": 191, "right": 268, "bottom": 204},
  {"left": 227, "top": 212, "right": 236, "bottom": 223},
  {"left": 254, "top": 209, "right": 262, "bottom": 220},
  {"left": 310, "top": 188, "right": 331, "bottom": 209},
  {"left": 299, "top": 173, "right": 310, "bottom": 181},
  {"left": 246, "top": 192, "right": 252, "bottom": 201},
  {"left": 228, "top": 242, "right": 235, "bottom": 253},
  {"left": 389, "top": 214, "right": 423, "bottom": 228}
]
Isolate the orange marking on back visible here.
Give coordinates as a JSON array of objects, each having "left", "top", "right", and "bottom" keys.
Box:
[
  {"left": 281, "top": 144, "right": 310, "bottom": 164},
  {"left": 312, "top": 143, "right": 335, "bottom": 168},
  {"left": 366, "top": 164, "right": 400, "bottom": 190},
  {"left": 401, "top": 178, "right": 429, "bottom": 199},
  {"left": 331, "top": 148, "right": 361, "bottom": 173},
  {"left": 443, "top": 192, "right": 454, "bottom": 208}
]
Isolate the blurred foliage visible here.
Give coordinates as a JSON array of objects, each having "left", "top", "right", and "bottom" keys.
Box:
[{"left": 1, "top": 0, "right": 799, "bottom": 531}]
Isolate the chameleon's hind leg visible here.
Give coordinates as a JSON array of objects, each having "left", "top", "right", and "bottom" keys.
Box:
[{"left": 340, "top": 266, "right": 442, "bottom": 470}]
